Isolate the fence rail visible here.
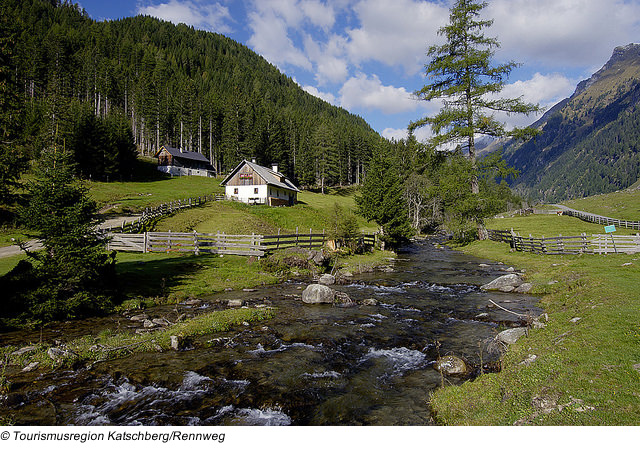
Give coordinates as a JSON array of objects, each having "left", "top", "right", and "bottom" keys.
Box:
[
  {"left": 559, "top": 206, "right": 640, "bottom": 230},
  {"left": 107, "top": 229, "right": 378, "bottom": 257},
  {"left": 101, "top": 193, "right": 225, "bottom": 234},
  {"left": 488, "top": 229, "right": 640, "bottom": 255}
]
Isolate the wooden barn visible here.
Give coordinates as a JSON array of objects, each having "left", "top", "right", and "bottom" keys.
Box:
[
  {"left": 155, "top": 145, "right": 216, "bottom": 177},
  {"left": 220, "top": 160, "right": 299, "bottom": 206}
]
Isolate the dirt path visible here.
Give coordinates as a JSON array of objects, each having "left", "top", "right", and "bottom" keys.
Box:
[{"left": 0, "top": 214, "right": 142, "bottom": 260}]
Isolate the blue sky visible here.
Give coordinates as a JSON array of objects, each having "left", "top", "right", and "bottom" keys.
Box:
[{"left": 77, "top": 0, "right": 640, "bottom": 141}]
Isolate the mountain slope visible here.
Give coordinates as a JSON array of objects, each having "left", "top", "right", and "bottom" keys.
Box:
[
  {"left": 502, "top": 44, "right": 640, "bottom": 202},
  {"left": 2, "top": 0, "right": 381, "bottom": 186}
]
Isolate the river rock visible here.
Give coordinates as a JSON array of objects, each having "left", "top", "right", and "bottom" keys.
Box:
[
  {"left": 495, "top": 327, "right": 527, "bottom": 346},
  {"left": 130, "top": 314, "right": 149, "bottom": 322},
  {"left": 22, "top": 361, "right": 40, "bottom": 373},
  {"left": 228, "top": 299, "right": 244, "bottom": 307},
  {"left": 481, "top": 274, "right": 524, "bottom": 291},
  {"left": 152, "top": 318, "right": 170, "bottom": 327},
  {"left": 334, "top": 291, "right": 355, "bottom": 307},
  {"left": 47, "top": 347, "right": 70, "bottom": 361},
  {"left": 302, "top": 284, "right": 335, "bottom": 304},
  {"left": 361, "top": 298, "right": 378, "bottom": 306},
  {"left": 170, "top": 335, "right": 184, "bottom": 351},
  {"left": 433, "top": 355, "right": 469, "bottom": 376},
  {"left": 515, "top": 283, "right": 533, "bottom": 293},
  {"left": 318, "top": 274, "right": 336, "bottom": 285},
  {"left": 11, "top": 345, "right": 38, "bottom": 357},
  {"left": 143, "top": 319, "right": 156, "bottom": 328}
]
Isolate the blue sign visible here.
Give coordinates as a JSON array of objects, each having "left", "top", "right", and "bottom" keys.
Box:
[{"left": 604, "top": 225, "right": 616, "bottom": 233}]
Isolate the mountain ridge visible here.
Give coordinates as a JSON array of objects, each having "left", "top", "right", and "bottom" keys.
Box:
[{"left": 498, "top": 43, "right": 640, "bottom": 202}]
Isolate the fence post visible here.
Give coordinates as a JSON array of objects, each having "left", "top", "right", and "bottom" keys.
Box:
[
  {"left": 144, "top": 232, "right": 148, "bottom": 253},
  {"left": 296, "top": 227, "right": 299, "bottom": 247},
  {"left": 194, "top": 230, "right": 199, "bottom": 256},
  {"left": 309, "top": 228, "right": 313, "bottom": 249},
  {"left": 277, "top": 229, "right": 281, "bottom": 250}
]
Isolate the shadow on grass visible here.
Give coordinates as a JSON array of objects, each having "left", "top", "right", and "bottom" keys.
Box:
[{"left": 116, "top": 253, "right": 218, "bottom": 299}]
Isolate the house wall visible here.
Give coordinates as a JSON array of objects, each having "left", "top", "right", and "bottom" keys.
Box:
[
  {"left": 225, "top": 165, "right": 266, "bottom": 187},
  {"left": 157, "top": 166, "right": 216, "bottom": 177},
  {"left": 226, "top": 184, "right": 268, "bottom": 204}
]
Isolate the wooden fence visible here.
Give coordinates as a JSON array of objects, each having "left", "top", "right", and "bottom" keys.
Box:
[
  {"left": 107, "top": 229, "right": 378, "bottom": 256},
  {"left": 107, "top": 231, "right": 267, "bottom": 256},
  {"left": 101, "top": 194, "right": 225, "bottom": 233},
  {"left": 488, "top": 229, "right": 640, "bottom": 255},
  {"left": 559, "top": 206, "right": 640, "bottom": 230}
]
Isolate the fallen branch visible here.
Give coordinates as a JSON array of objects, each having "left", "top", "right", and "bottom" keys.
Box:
[{"left": 488, "top": 299, "right": 526, "bottom": 318}]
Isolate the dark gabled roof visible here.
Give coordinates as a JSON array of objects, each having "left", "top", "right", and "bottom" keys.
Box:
[
  {"left": 220, "top": 160, "right": 300, "bottom": 192},
  {"left": 155, "top": 145, "right": 211, "bottom": 164}
]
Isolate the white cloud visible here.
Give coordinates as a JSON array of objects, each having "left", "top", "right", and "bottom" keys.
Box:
[
  {"left": 338, "top": 73, "right": 420, "bottom": 114},
  {"left": 488, "top": 0, "right": 640, "bottom": 67},
  {"left": 502, "top": 72, "right": 576, "bottom": 108},
  {"left": 247, "top": 11, "right": 312, "bottom": 71},
  {"left": 345, "top": 0, "right": 449, "bottom": 75},
  {"left": 300, "top": 0, "right": 336, "bottom": 30},
  {"left": 382, "top": 126, "right": 432, "bottom": 142},
  {"left": 137, "top": 0, "right": 232, "bottom": 34},
  {"left": 302, "top": 84, "right": 338, "bottom": 105}
]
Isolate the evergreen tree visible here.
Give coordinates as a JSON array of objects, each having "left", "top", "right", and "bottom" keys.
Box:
[
  {"left": 13, "top": 143, "right": 117, "bottom": 325},
  {"left": 356, "top": 144, "right": 412, "bottom": 249},
  {"left": 409, "top": 0, "right": 539, "bottom": 238},
  {"left": 0, "top": 9, "right": 27, "bottom": 206}
]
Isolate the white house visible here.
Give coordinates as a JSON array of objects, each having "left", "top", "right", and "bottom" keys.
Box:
[
  {"left": 155, "top": 145, "right": 216, "bottom": 177},
  {"left": 220, "top": 160, "right": 300, "bottom": 206}
]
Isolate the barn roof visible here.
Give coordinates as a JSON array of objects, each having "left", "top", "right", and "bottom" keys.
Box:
[
  {"left": 155, "top": 145, "right": 212, "bottom": 164},
  {"left": 220, "top": 160, "right": 300, "bottom": 192}
]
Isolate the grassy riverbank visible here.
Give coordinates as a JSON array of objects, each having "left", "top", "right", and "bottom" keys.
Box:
[
  {"left": 0, "top": 307, "right": 276, "bottom": 374},
  {"left": 430, "top": 216, "right": 640, "bottom": 425}
]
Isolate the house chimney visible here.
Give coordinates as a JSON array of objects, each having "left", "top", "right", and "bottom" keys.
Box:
[
  {"left": 251, "top": 158, "right": 257, "bottom": 163},
  {"left": 272, "top": 163, "right": 278, "bottom": 173}
]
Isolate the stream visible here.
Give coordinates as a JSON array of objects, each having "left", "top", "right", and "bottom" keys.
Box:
[{"left": 0, "top": 239, "right": 541, "bottom": 425}]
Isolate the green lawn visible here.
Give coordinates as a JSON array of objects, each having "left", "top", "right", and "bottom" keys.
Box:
[
  {"left": 154, "top": 187, "right": 377, "bottom": 235},
  {"left": 432, "top": 214, "right": 640, "bottom": 425},
  {"left": 88, "top": 175, "right": 225, "bottom": 215},
  {"left": 115, "top": 252, "right": 279, "bottom": 301},
  {"left": 561, "top": 190, "right": 640, "bottom": 221},
  {"left": 487, "top": 214, "right": 639, "bottom": 237}
]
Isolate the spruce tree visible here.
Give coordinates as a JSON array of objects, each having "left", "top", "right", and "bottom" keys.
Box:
[
  {"left": 356, "top": 144, "right": 412, "bottom": 249},
  {"left": 15, "top": 143, "right": 117, "bottom": 325},
  {"left": 409, "top": 0, "right": 539, "bottom": 238}
]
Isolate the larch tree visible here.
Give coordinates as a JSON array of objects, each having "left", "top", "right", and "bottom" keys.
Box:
[{"left": 409, "top": 0, "right": 540, "bottom": 239}]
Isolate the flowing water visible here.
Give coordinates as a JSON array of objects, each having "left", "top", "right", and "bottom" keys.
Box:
[{"left": 0, "top": 239, "right": 540, "bottom": 425}]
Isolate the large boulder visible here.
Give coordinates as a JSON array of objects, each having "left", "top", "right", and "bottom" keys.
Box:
[
  {"left": 302, "top": 284, "right": 336, "bottom": 304},
  {"left": 302, "top": 284, "right": 353, "bottom": 305},
  {"left": 481, "top": 274, "right": 524, "bottom": 292}
]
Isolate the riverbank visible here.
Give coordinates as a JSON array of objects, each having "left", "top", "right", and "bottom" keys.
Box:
[{"left": 430, "top": 239, "right": 640, "bottom": 425}]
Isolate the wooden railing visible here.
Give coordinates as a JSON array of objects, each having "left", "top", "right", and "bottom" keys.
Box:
[
  {"left": 107, "top": 229, "right": 378, "bottom": 256},
  {"left": 107, "top": 231, "right": 267, "bottom": 256},
  {"left": 488, "top": 229, "right": 640, "bottom": 255},
  {"left": 558, "top": 206, "right": 640, "bottom": 230},
  {"left": 101, "top": 194, "right": 225, "bottom": 233}
]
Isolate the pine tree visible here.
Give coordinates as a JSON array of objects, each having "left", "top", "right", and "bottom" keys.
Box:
[
  {"left": 409, "top": 0, "right": 539, "bottom": 238},
  {"left": 356, "top": 144, "right": 412, "bottom": 249},
  {"left": 15, "top": 142, "right": 117, "bottom": 324}
]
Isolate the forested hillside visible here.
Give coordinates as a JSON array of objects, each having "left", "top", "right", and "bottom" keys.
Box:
[
  {"left": 500, "top": 44, "right": 640, "bottom": 202},
  {"left": 1, "top": 0, "right": 381, "bottom": 186}
]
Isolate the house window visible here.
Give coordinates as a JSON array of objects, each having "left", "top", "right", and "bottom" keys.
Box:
[
  {"left": 254, "top": 188, "right": 259, "bottom": 194},
  {"left": 234, "top": 188, "right": 239, "bottom": 195}
]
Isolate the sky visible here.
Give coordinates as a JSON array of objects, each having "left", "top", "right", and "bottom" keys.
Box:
[{"left": 76, "top": 0, "right": 640, "bottom": 141}]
